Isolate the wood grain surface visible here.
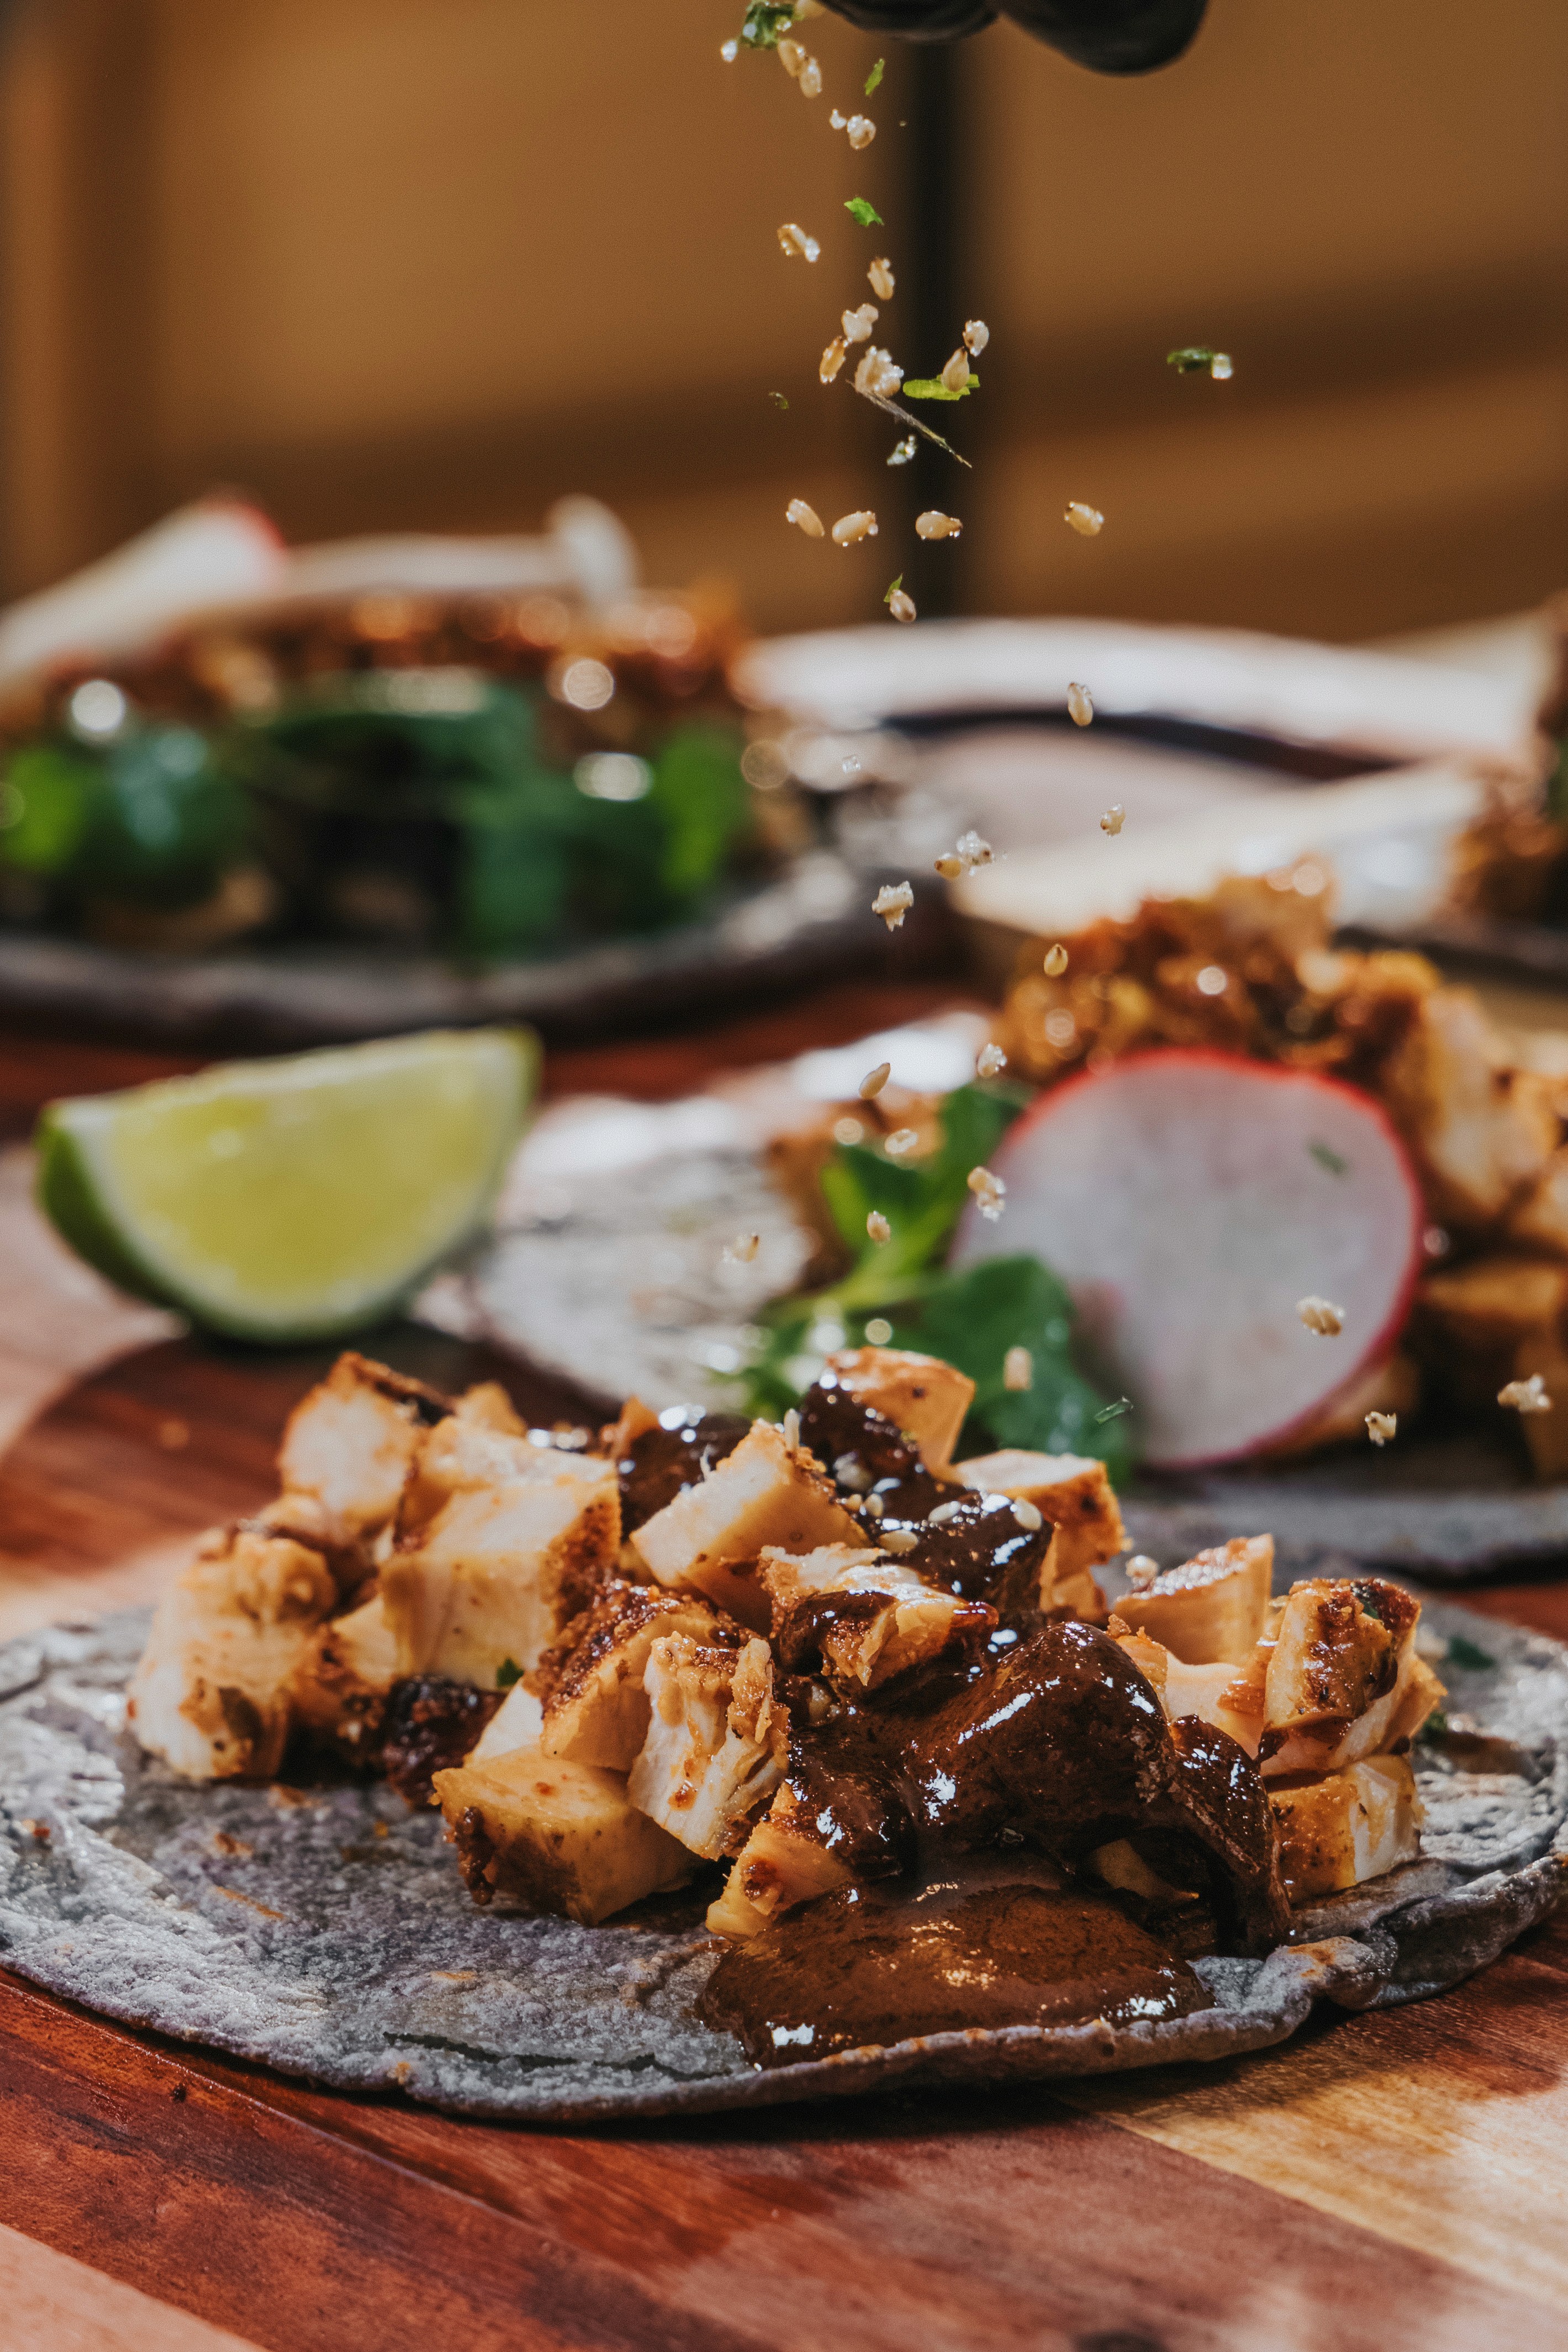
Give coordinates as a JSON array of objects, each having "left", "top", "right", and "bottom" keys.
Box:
[{"left": 2, "top": 996, "right": 1566, "bottom": 2352}]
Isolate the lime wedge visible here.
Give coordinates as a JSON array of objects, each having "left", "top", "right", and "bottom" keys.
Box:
[{"left": 36, "top": 1027, "right": 537, "bottom": 1342}]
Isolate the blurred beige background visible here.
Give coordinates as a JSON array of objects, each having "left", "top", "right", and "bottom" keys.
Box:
[{"left": 1, "top": 0, "right": 1564, "bottom": 640}]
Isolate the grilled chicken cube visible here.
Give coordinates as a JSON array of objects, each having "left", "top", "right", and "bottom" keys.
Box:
[
  {"left": 452, "top": 1380, "right": 529, "bottom": 1437},
  {"left": 1113, "top": 1535, "right": 1273, "bottom": 1667},
  {"left": 758, "top": 1543, "right": 993, "bottom": 1689},
  {"left": 954, "top": 1450, "right": 1127, "bottom": 1592},
  {"left": 277, "top": 1351, "right": 449, "bottom": 1559},
  {"left": 630, "top": 1419, "right": 858, "bottom": 1624},
  {"left": 128, "top": 1522, "right": 337, "bottom": 1779},
  {"left": 1416, "top": 1253, "right": 1568, "bottom": 1413},
  {"left": 821, "top": 1346, "right": 974, "bottom": 1477},
  {"left": 1382, "top": 986, "right": 1558, "bottom": 1229},
  {"left": 538, "top": 1581, "right": 728, "bottom": 1770},
  {"left": 1269, "top": 1754, "right": 1423, "bottom": 1902},
  {"left": 288, "top": 1591, "right": 399, "bottom": 1757},
  {"left": 468, "top": 1679, "right": 545, "bottom": 1762},
  {"left": 1110, "top": 1622, "right": 1263, "bottom": 1755},
  {"left": 1260, "top": 1576, "right": 1423, "bottom": 1776},
  {"left": 627, "top": 1634, "right": 787, "bottom": 1859},
  {"left": 383, "top": 1416, "right": 620, "bottom": 1687},
  {"left": 706, "top": 1780, "right": 857, "bottom": 1939},
  {"left": 435, "top": 1749, "right": 692, "bottom": 1924}
]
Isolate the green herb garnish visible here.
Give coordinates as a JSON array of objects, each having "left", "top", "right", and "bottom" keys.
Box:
[
  {"left": 1446, "top": 1634, "right": 1497, "bottom": 1674},
  {"left": 1309, "top": 1140, "right": 1349, "bottom": 1176},
  {"left": 740, "top": 3, "right": 796, "bottom": 49},
  {"left": 769, "top": 391, "right": 789, "bottom": 409},
  {"left": 845, "top": 197, "right": 884, "bottom": 228},
  {"left": 1418, "top": 1708, "right": 1449, "bottom": 1742},
  {"left": 883, "top": 574, "right": 903, "bottom": 604},
  {"left": 496, "top": 1658, "right": 524, "bottom": 1690},
  {"left": 864, "top": 57, "right": 884, "bottom": 94},
  {"left": 1167, "top": 346, "right": 1232, "bottom": 378},
  {"left": 1095, "top": 1397, "right": 1134, "bottom": 1425},
  {"left": 901, "top": 373, "right": 979, "bottom": 402}
]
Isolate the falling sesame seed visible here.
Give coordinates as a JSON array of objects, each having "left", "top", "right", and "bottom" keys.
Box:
[
  {"left": 928, "top": 1500, "right": 963, "bottom": 1525},
  {"left": 833, "top": 509, "right": 879, "bottom": 547},
  {"left": 935, "top": 854, "right": 965, "bottom": 880},
  {"left": 786, "top": 498, "right": 825, "bottom": 537},
  {"left": 887, "top": 434, "right": 917, "bottom": 466},
  {"left": 1004, "top": 1345, "right": 1033, "bottom": 1392},
  {"left": 847, "top": 114, "right": 877, "bottom": 149},
  {"left": 1124, "top": 1554, "right": 1160, "bottom": 1589},
  {"left": 885, "top": 1127, "right": 920, "bottom": 1156},
  {"left": 880, "top": 1528, "right": 918, "bottom": 1553},
  {"left": 869, "top": 256, "right": 895, "bottom": 301},
  {"left": 820, "top": 336, "right": 847, "bottom": 383},
  {"left": 859, "top": 1061, "right": 891, "bottom": 1099},
  {"left": 1499, "top": 1374, "right": 1552, "bottom": 1414},
  {"left": 778, "top": 35, "right": 806, "bottom": 76},
  {"left": 864, "top": 1316, "right": 893, "bottom": 1345},
  {"left": 842, "top": 303, "right": 879, "bottom": 345},
  {"left": 976, "top": 1042, "right": 1007, "bottom": 1078},
  {"left": 955, "top": 830, "right": 992, "bottom": 867},
  {"left": 854, "top": 346, "right": 904, "bottom": 398},
  {"left": 864, "top": 1491, "right": 885, "bottom": 1517},
  {"left": 830, "top": 106, "right": 847, "bottom": 127},
  {"left": 1069, "top": 683, "right": 1095, "bottom": 727},
  {"left": 725, "top": 1231, "right": 762, "bottom": 1265},
  {"left": 783, "top": 1407, "right": 801, "bottom": 1449},
  {"left": 867, "top": 1210, "right": 891, "bottom": 1243},
  {"left": 916, "top": 510, "right": 962, "bottom": 540},
  {"left": 1065, "top": 502, "right": 1105, "bottom": 537},
  {"left": 1297, "top": 1296, "right": 1345, "bottom": 1336},
  {"left": 967, "top": 1164, "right": 1006, "bottom": 1220},
  {"left": 1366, "top": 1411, "right": 1398, "bottom": 1446},
  {"left": 939, "top": 348, "right": 972, "bottom": 393},
  {"left": 1011, "top": 1498, "right": 1043, "bottom": 1532},
  {"left": 721, "top": 36, "right": 739, "bottom": 60},
  {"left": 1210, "top": 352, "right": 1233, "bottom": 379},
  {"left": 872, "top": 879, "right": 912, "bottom": 926},
  {"left": 798, "top": 54, "right": 822, "bottom": 98},
  {"left": 888, "top": 587, "right": 917, "bottom": 623},
  {"left": 833, "top": 1116, "right": 864, "bottom": 1146},
  {"left": 1099, "top": 804, "right": 1124, "bottom": 836},
  {"left": 963, "top": 319, "right": 990, "bottom": 355},
  {"left": 777, "top": 223, "right": 821, "bottom": 262},
  {"left": 1043, "top": 943, "right": 1069, "bottom": 976}
]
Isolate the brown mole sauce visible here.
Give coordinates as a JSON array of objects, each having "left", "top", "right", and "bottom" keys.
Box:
[
  {"left": 616, "top": 1405, "right": 749, "bottom": 1532},
  {"left": 699, "top": 1853, "right": 1211, "bottom": 2068}
]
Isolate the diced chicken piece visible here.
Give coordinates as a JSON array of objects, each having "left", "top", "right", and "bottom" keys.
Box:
[
  {"left": 1110, "top": 1621, "right": 1261, "bottom": 1755},
  {"left": 630, "top": 1419, "right": 858, "bottom": 1623},
  {"left": 1509, "top": 1330, "right": 1568, "bottom": 1479},
  {"left": 383, "top": 1417, "right": 619, "bottom": 1686},
  {"left": 1260, "top": 1576, "right": 1422, "bottom": 1776},
  {"left": 822, "top": 1346, "right": 975, "bottom": 1477},
  {"left": 435, "top": 1749, "right": 692, "bottom": 1924},
  {"left": 1258, "top": 1351, "right": 1421, "bottom": 1462},
  {"left": 1382, "top": 1650, "right": 1446, "bottom": 1750},
  {"left": 1269, "top": 1754, "right": 1423, "bottom": 1903},
  {"left": 128, "top": 1522, "right": 337, "bottom": 1779},
  {"left": 1506, "top": 1146, "right": 1568, "bottom": 1259},
  {"left": 538, "top": 1581, "right": 726, "bottom": 1770},
  {"left": 453, "top": 1381, "right": 528, "bottom": 1437},
  {"left": 277, "top": 1351, "right": 449, "bottom": 1559},
  {"left": 627, "top": 1634, "right": 786, "bottom": 1859},
  {"left": 954, "top": 1450, "right": 1127, "bottom": 1586},
  {"left": 758, "top": 1543, "right": 992, "bottom": 1689},
  {"left": 1418, "top": 1254, "right": 1568, "bottom": 1356},
  {"left": 600, "top": 1394, "right": 661, "bottom": 1459},
  {"left": 289, "top": 1592, "right": 399, "bottom": 1757},
  {"left": 706, "top": 1781, "right": 857, "bottom": 1939},
  {"left": 1381, "top": 987, "right": 1558, "bottom": 1228},
  {"left": 1113, "top": 1535, "right": 1273, "bottom": 1666},
  {"left": 469, "top": 1679, "right": 545, "bottom": 1762}
]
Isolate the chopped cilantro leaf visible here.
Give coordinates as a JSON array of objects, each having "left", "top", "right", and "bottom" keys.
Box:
[
  {"left": 769, "top": 391, "right": 789, "bottom": 409},
  {"left": 496, "top": 1657, "right": 524, "bottom": 1690},
  {"left": 865, "top": 57, "right": 885, "bottom": 94},
  {"left": 846, "top": 197, "right": 884, "bottom": 228},
  {"left": 1418, "top": 1708, "right": 1449, "bottom": 1742},
  {"left": 1167, "top": 346, "right": 1229, "bottom": 376},
  {"left": 902, "top": 374, "right": 979, "bottom": 402},
  {"left": 883, "top": 574, "right": 902, "bottom": 604},
  {"left": 1095, "top": 1396, "right": 1134, "bottom": 1424},
  {"left": 1446, "top": 1634, "right": 1497, "bottom": 1674},
  {"left": 1309, "top": 1140, "right": 1349, "bottom": 1176},
  {"left": 740, "top": 3, "right": 796, "bottom": 49}
]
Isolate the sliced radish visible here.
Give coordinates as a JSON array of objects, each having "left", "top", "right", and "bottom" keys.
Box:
[{"left": 952, "top": 1050, "right": 1424, "bottom": 1470}]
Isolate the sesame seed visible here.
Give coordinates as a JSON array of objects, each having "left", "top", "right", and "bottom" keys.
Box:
[
  {"left": 1043, "top": 943, "right": 1068, "bottom": 977},
  {"left": 939, "top": 348, "right": 972, "bottom": 393},
  {"left": 725, "top": 1231, "right": 762, "bottom": 1265},
  {"left": 830, "top": 106, "right": 846, "bottom": 127},
  {"left": 854, "top": 347, "right": 904, "bottom": 398},
  {"left": 721, "top": 36, "right": 739, "bottom": 59},
  {"left": 976, "top": 1043, "right": 1007, "bottom": 1078},
  {"left": 847, "top": 114, "right": 877, "bottom": 149},
  {"left": 833, "top": 508, "right": 879, "bottom": 547},
  {"left": 955, "top": 830, "right": 992, "bottom": 867},
  {"left": 867, "top": 1210, "right": 892, "bottom": 1243},
  {"left": 1099, "top": 804, "right": 1124, "bottom": 835},
  {"left": 1297, "top": 1296, "right": 1345, "bottom": 1336},
  {"left": 1499, "top": 1374, "right": 1552, "bottom": 1414},
  {"left": 1065, "top": 502, "right": 1105, "bottom": 537},
  {"left": 872, "top": 879, "right": 912, "bottom": 926},
  {"left": 778, "top": 222, "right": 821, "bottom": 262},
  {"left": 967, "top": 1165, "right": 1006, "bottom": 1221},
  {"left": 778, "top": 35, "right": 806, "bottom": 76},
  {"left": 859, "top": 1061, "right": 891, "bottom": 1099},
  {"left": 934, "top": 854, "right": 965, "bottom": 880},
  {"left": 798, "top": 54, "right": 822, "bottom": 98},
  {"left": 842, "top": 303, "right": 879, "bottom": 345},
  {"left": 786, "top": 498, "right": 825, "bottom": 537},
  {"left": 864, "top": 1316, "right": 893, "bottom": 1344},
  {"left": 1366, "top": 1411, "right": 1398, "bottom": 1446},
  {"left": 888, "top": 588, "right": 917, "bottom": 623},
  {"left": 928, "top": 1500, "right": 963, "bottom": 1526},
  {"left": 1011, "top": 1498, "right": 1043, "bottom": 1532},
  {"left": 1004, "top": 1345, "right": 1033, "bottom": 1392},
  {"left": 880, "top": 1527, "right": 918, "bottom": 1553},
  {"left": 1210, "top": 352, "right": 1233, "bottom": 379},
  {"left": 963, "top": 319, "right": 990, "bottom": 355},
  {"left": 1069, "top": 683, "right": 1095, "bottom": 727},
  {"left": 869, "top": 256, "right": 895, "bottom": 301},
  {"left": 783, "top": 1407, "right": 801, "bottom": 1449},
  {"left": 1124, "top": 1554, "right": 1160, "bottom": 1589},
  {"left": 864, "top": 1491, "right": 885, "bottom": 1518},
  {"left": 820, "top": 336, "right": 847, "bottom": 383},
  {"left": 916, "top": 510, "right": 962, "bottom": 540},
  {"left": 887, "top": 434, "right": 917, "bottom": 466},
  {"left": 833, "top": 1116, "right": 864, "bottom": 1146},
  {"left": 885, "top": 1127, "right": 920, "bottom": 1156}
]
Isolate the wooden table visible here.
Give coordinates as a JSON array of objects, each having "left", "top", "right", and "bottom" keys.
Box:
[{"left": 3, "top": 990, "right": 1567, "bottom": 2352}]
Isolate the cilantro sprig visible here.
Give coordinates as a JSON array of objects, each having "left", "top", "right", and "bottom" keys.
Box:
[
  {"left": 902, "top": 373, "right": 979, "bottom": 402},
  {"left": 846, "top": 197, "right": 884, "bottom": 228}
]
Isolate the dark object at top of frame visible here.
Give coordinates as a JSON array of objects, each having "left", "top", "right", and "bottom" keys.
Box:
[{"left": 820, "top": 0, "right": 1207, "bottom": 74}]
